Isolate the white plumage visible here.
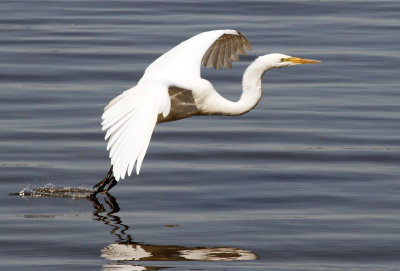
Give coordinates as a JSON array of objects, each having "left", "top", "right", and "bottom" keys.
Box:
[
  {"left": 101, "top": 84, "right": 170, "bottom": 180},
  {"left": 93, "top": 29, "right": 319, "bottom": 194}
]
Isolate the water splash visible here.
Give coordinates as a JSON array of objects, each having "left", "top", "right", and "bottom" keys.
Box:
[{"left": 16, "top": 183, "right": 94, "bottom": 198}]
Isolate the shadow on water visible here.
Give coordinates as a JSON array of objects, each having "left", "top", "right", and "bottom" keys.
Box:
[{"left": 13, "top": 185, "right": 257, "bottom": 270}]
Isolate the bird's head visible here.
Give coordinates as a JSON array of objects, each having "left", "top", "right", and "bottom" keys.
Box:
[{"left": 258, "top": 53, "right": 320, "bottom": 69}]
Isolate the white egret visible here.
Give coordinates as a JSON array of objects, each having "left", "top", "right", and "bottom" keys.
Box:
[{"left": 92, "top": 29, "right": 320, "bottom": 195}]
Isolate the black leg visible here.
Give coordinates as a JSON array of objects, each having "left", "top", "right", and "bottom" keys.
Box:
[
  {"left": 104, "top": 178, "right": 118, "bottom": 194},
  {"left": 91, "top": 166, "right": 118, "bottom": 197},
  {"left": 93, "top": 166, "right": 114, "bottom": 189}
]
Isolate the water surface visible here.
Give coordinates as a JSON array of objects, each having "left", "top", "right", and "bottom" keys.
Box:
[{"left": 1, "top": 1, "right": 400, "bottom": 270}]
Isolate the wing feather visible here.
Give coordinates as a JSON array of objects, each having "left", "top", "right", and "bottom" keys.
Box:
[
  {"left": 201, "top": 31, "right": 252, "bottom": 70},
  {"left": 230, "top": 37, "right": 239, "bottom": 62},
  {"left": 209, "top": 41, "right": 220, "bottom": 69},
  {"left": 202, "top": 43, "right": 214, "bottom": 68},
  {"left": 217, "top": 42, "right": 225, "bottom": 69},
  {"left": 139, "top": 30, "right": 252, "bottom": 85},
  {"left": 223, "top": 39, "right": 232, "bottom": 69},
  {"left": 102, "top": 86, "right": 170, "bottom": 181}
]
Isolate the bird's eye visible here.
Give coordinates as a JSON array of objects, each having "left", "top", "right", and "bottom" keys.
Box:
[{"left": 281, "top": 58, "right": 287, "bottom": 62}]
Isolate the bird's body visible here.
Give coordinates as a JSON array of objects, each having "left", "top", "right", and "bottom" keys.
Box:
[{"left": 92, "top": 29, "right": 319, "bottom": 195}]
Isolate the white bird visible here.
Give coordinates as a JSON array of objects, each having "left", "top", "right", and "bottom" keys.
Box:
[{"left": 92, "top": 29, "right": 320, "bottom": 195}]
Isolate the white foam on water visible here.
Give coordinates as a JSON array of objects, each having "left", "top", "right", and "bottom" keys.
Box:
[{"left": 17, "top": 183, "right": 94, "bottom": 198}]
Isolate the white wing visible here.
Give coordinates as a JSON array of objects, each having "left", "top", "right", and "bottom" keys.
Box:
[
  {"left": 139, "top": 29, "right": 252, "bottom": 86},
  {"left": 101, "top": 84, "right": 170, "bottom": 181},
  {"left": 102, "top": 30, "right": 251, "bottom": 181}
]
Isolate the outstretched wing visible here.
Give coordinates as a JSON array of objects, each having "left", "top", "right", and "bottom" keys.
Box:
[
  {"left": 102, "top": 30, "right": 252, "bottom": 180},
  {"left": 201, "top": 32, "right": 252, "bottom": 69},
  {"left": 139, "top": 29, "right": 252, "bottom": 84},
  {"left": 101, "top": 85, "right": 170, "bottom": 181}
]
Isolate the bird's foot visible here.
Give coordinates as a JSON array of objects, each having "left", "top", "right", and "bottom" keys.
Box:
[{"left": 91, "top": 166, "right": 117, "bottom": 197}]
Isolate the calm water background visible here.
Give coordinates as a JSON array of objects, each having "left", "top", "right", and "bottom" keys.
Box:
[{"left": 1, "top": 1, "right": 400, "bottom": 270}]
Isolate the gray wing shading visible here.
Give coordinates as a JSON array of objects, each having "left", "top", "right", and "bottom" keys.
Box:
[
  {"left": 201, "top": 32, "right": 252, "bottom": 70},
  {"left": 157, "top": 86, "right": 199, "bottom": 123}
]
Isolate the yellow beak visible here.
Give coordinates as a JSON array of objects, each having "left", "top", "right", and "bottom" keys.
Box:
[{"left": 287, "top": 57, "right": 321, "bottom": 64}]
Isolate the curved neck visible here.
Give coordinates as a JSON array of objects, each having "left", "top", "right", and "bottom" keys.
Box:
[
  {"left": 203, "top": 57, "right": 271, "bottom": 116},
  {"left": 236, "top": 57, "right": 271, "bottom": 115}
]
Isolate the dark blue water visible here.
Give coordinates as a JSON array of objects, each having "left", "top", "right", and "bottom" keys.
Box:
[{"left": 1, "top": 1, "right": 400, "bottom": 270}]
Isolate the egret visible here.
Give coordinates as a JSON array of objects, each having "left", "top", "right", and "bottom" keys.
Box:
[{"left": 92, "top": 29, "right": 320, "bottom": 196}]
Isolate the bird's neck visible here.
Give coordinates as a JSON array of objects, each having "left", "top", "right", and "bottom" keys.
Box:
[
  {"left": 237, "top": 57, "right": 272, "bottom": 115},
  {"left": 203, "top": 57, "right": 271, "bottom": 116}
]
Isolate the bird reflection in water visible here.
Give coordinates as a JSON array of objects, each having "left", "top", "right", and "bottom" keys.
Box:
[{"left": 90, "top": 194, "right": 257, "bottom": 270}]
